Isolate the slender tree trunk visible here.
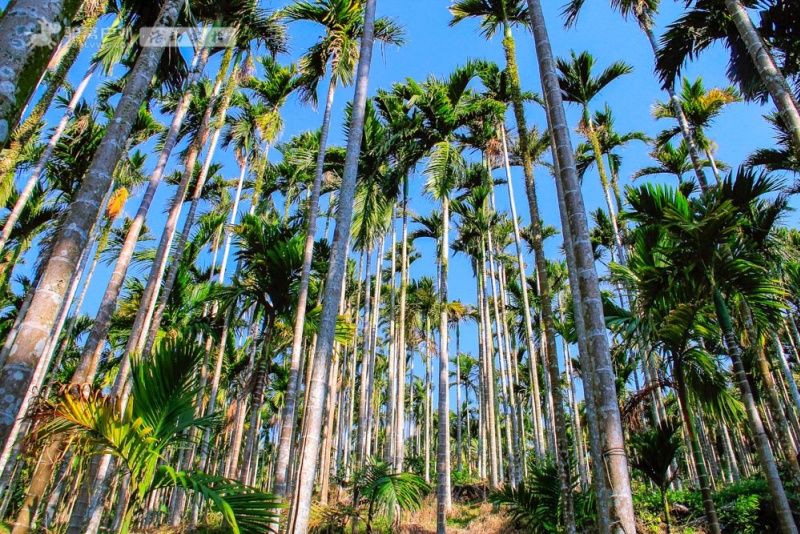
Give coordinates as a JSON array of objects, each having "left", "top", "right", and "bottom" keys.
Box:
[
  {"left": 77, "top": 42, "right": 210, "bottom": 383},
  {"left": 722, "top": 0, "right": 800, "bottom": 156},
  {"left": 526, "top": 3, "right": 636, "bottom": 532},
  {"left": 436, "top": 197, "right": 451, "bottom": 533},
  {"left": 0, "top": 0, "right": 83, "bottom": 150},
  {"left": 395, "top": 173, "right": 410, "bottom": 470},
  {"left": 0, "top": 0, "right": 184, "bottom": 452},
  {"left": 675, "top": 365, "right": 721, "bottom": 534},
  {"left": 356, "top": 248, "right": 374, "bottom": 468},
  {"left": 584, "top": 114, "right": 625, "bottom": 261},
  {"left": 713, "top": 288, "right": 798, "bottom": 534},
  {"left": 144, "top": 64, "right": 237, "bottom": 355},
  {"left": 502, "top": 27, "right": 547, "bottom": 457},
  {"left": 551, "top": 137, "right": 613, "bottom": 532},
  {"left": 275, "top": 78, "right": 337, "bottom": 496},
  {"left": 384, "top": 207, "right": 398, "bottom": 466},
  {"left": 503, "top": 22, "right": 575, "bottom": 528},
  {"left": 123, "top": 55, "right": 222, "bottom": 359},
  {"left": 286, "top": 0, "right": 377, "bottom": 528},
  {"left": 0, "top": 61, "right": 98, "bottom": 253},
  {"left": 775, "top": 332, "right": 800, "bottom": 418}
]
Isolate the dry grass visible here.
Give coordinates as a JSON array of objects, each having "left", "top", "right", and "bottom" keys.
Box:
[{"left": 399, "top": 499, "right": 521, "bottom": 534}]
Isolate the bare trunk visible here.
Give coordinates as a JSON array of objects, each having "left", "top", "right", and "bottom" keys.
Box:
[
  {"left": 275, "top": 76, "right": 337, "bottom": 497},
  {"left": 286, "top": 0, "right": 377, "bottom": 528},
  {"left": 144, "top": 55, "right": 239, "bottom": 354},
  {"left": 395, "top": 173, "right": 410, "bottom": 470},
  {"left": 0, "top": 0, "right": 83, "bottom": 150},
  {"left": 526, "top": 2, "right": 635, "bottom": 531},
  {"left": 0, "top": 0, "right": 184, "bottom": 452},
  {"left": 714, "top": 288, "right": 798, "bottom": 534},
  {"left": 436, "top": 196, "right": 451, "bottom": 532},
  {"left": 78, "top": 42, "right": 210, "bottom": 381}
]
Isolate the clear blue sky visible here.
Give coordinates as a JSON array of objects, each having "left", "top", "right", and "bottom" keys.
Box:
[{"left": 6, "top": 0, "right": 796, "bottom": 392}]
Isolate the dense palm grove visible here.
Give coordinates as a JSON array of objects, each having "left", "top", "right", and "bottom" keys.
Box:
[{"left": 0, "top": 0, "right": 799, "bottom": 532}]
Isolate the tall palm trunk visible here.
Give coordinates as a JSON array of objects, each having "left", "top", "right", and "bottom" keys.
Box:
[
  {"left": 502, "top": 22, "right": 574, "bottom": 527},
  {"left": 485, "top": 228, "right": 517, "bottom": 484},
  {"left": 356, "top": 247, "right": 374, "bottom": 468},
  {"left": 477, "top": 242, "right": 499, "bottom": 487},
  {"left": 552, "top": 129, "right": 613, "bottom": 533},
  {"left": 713, "top": 288, "right": 798, "bottom": 534},
  {"left": 0, "top": 0, "right": 83, "bottom": 151},
  {"left": 395, "top": 173, "right": 410, "bottom": 470},
  {"left": 526, "top": 2, "right": 636, "bottom": 532},
  {"left": 384, "top": 207, "right": 398, "bottom": 465},
  {"left": 722, "top": 0, "right": 800, "bottom": 156},
  {"left": 499, "top": 124, "right": 542, "bottom": 462},
  {"left": 436, "top": 194, "right": 451, "bottom": 531},
  {"left": 0, "top": 0, "right": 184, "bottom": 453},
  {"left": 501, "top": 27, "right": 547, "bottom": 457},
  {"left": 775, "top": 332, "right": 800, "bottom": 418},
  {"left": 286, "top": 0, "right": 377, "bottom": 528},
  {"left": 0, "top": 55, "right": 100, "bottom": 253},
  {"left": 366, "top": 237, "right": 385, "bottom": 460},
  {"left": 78, "top": 43, "right": 210, "bottom": 380},
  {"left": 242, "top": 317, "right": 274, "bottom": 486},
  {"left": 144, "top": 58, "right": 239, "bottom": 354},
  {"left": 275, "top": 76, "right": 337, "bottom": 497},
  {"left": 123, "top": 55, "right": 224, "bottom": 359},
  {"left": 583, "top": 111, "right": 625, "bottom": 261}
]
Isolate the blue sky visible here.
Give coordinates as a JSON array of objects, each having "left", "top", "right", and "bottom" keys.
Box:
[{"left": 6, "top": 0, "right": 796, "bottom": 392}]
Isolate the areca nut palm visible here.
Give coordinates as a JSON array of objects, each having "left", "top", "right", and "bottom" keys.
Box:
[
  {"left": 562, "top": 0, "right": 713, "bottom": 191},
  {"left": 652, "top": 77, "right": 740, "bottom": 181},
  {"left": 623, "top": 173, "right": 797, "bottom": 534},
  {"left": 274, "top": 0, "right": 404, "bottom": 497},
  {"left": 556, "top": 50, "right": 631, "bottom": 262},
  {"left": 426, "top": 140, "right": 464, "bottom": 526},
  {"left": 0, "top": 0, "right": 185, "bottom": 453},
  {"left": 286, "top": 0, "right": 378, "bottom": 530},
  {"left": 450, "top": 0, "right": 570, "bottom": 473},
  {"left": 76, "top": 31, "right": 214, "bottom": 405},
  {"left": 526, "top": 0, "right": 637, "bottom": 532}
]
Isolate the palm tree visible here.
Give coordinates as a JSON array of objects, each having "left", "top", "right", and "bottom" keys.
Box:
[
  {"left": 42, "top": 340, "right": 284, "bottom": 533},
  {"left": 556, "top": 50, "right": 632, "bottom": 262},
  {"left": 652, "top": 77, "right": 741, "bottom": 181},
  {"left": 633, "top": 140, "right": 714, "bottom": 184},
  {"left": 623, "top": 172, "right": 798, "bottom": 534},
  {"left": 0, "top": 0, "right": 186, "bottom": 452},
  {"left": 563, "top": 0, "right": 712, "bottom": 191},
  {"left": 274, "top": 1, "right": 404, "bottom": 496},
  {"left": 628, "top": 421, "right": 682, "bottom": 534},
  {"left": 656, "top": 0, "right": 800, "bottom": 155},
  {"left": 448, "top": 14, "right": 574, "bottom": 521},
  {"left": 286, "top": 0, "right": 378, "bottom": 529},
  {"left": 525, "top": 1, "right": 637, "bottom": 531},
  {"left": 575, "top": 104, "right": 648, "bottom": 211}
]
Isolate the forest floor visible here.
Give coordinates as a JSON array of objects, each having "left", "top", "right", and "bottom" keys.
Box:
[{"left": 397, "top": 499, "right": 521, "bottom": 533}]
